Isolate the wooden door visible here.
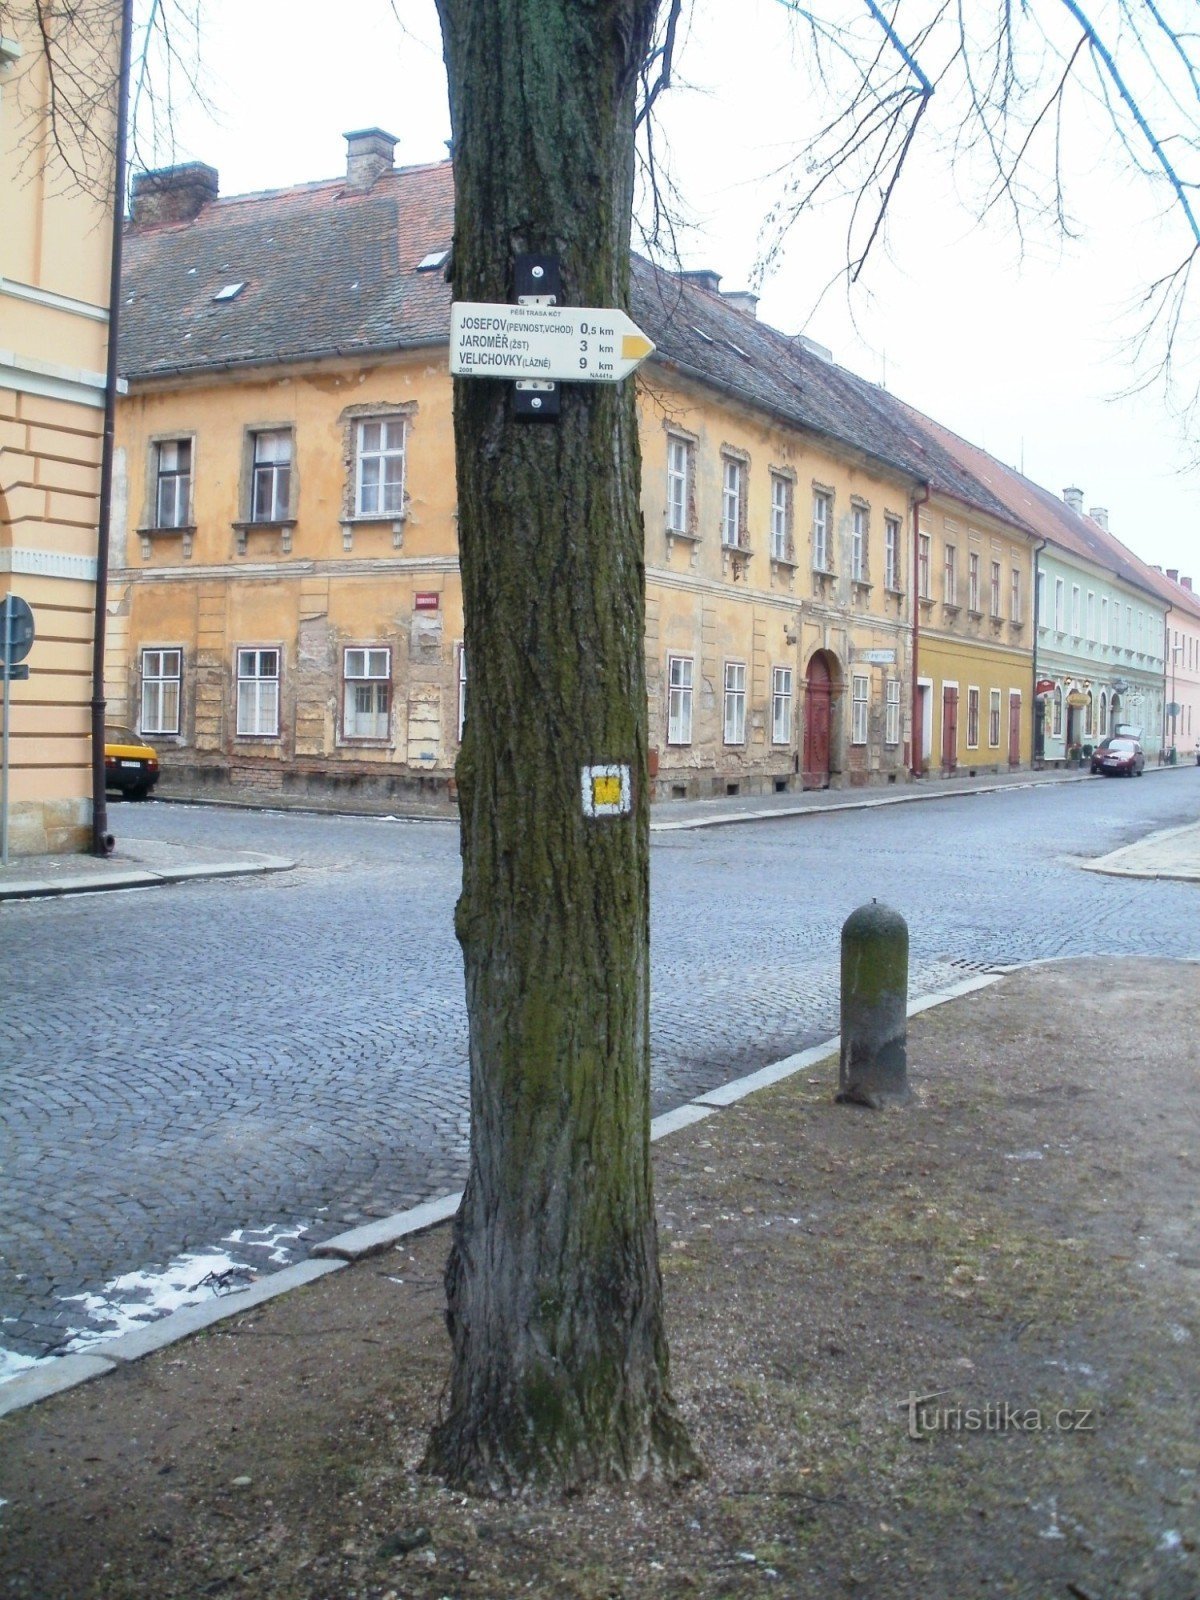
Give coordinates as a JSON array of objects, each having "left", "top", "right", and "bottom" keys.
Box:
[
  {"left": 803, "top": 656, "right": 832, "bottom": 788},
  {"left": 941, "top": 685, "right": 958, "bottom": 772},
  {"left": 1008, "top": 695, "right": 1021, "bottom": 766}
]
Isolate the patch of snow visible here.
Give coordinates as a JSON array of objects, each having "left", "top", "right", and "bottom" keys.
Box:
[
  {"left": 1159, "top": 1530, "right": 1182, "bottom": 1553},
  {"left": 1004, "top": 1149, "right": 1045, "bottom": 1162},
  {"left": 0, "top": 1346, "right": 43, "bottom": 1383}
]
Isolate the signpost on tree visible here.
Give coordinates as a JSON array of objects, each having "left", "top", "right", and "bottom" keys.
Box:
[{"left": 425, "top": 0, "right": 697, "bottom": 1494}]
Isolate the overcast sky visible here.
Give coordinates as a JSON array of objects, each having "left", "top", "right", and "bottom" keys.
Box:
[{"left": 152, "top": 0, "right": 1200, "bottom": 580}]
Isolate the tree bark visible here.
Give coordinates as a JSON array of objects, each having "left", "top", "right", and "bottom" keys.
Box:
[{"left": 424, "top": 0, "right": 698, "bottom": 1492}]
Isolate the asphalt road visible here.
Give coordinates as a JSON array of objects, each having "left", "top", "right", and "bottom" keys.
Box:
[{"left": 3, "top": 773, "right": 1198, "bottom": 1364}]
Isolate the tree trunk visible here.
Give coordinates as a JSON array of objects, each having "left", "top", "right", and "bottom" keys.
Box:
[{"left": 424, "top": 0, "right": 698, "bottom": 1492}]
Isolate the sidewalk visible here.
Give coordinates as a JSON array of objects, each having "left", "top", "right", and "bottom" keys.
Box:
[
  {"left": 1, "top": 956, "right": 1197, "bottom": 1598},
  {"left": 0, "top": 832, "right": 294, "bottom": 901}
]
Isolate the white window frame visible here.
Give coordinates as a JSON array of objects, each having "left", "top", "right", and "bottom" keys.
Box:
[
  {"left": 1071, "top": 584, "right": 1081, "bottom": 636},
  {"left": 667, "top": 654, "right": 693, "bottom": 745},
  {"left": 1054, "top": 577, "right": 1065, "bottom": 632},
  {"left": 770, "top": 473, "right": 793, "bottom": 562},
  {"left": 851, "top": 673, "right": 869, "bottom": 745},
  {"left": 354, "top": 417, "right": 407, "bottom": 518},
  {"left": 966, "top": 685, "right": 981, "bottom": 749},
  {"left": 457, "top": 643, "right": 468, "bottom": 740},
  {"left": 884, "top": 516, "right": 900, "bottom": 591},
  {"left": 988, "top": 687, "right": 1001, "bottom": 747},
  {"left": 968, "top": 551, "right": 981, "bottom": 612},
  {"left": 1086, "top": 590, "right": 1096, "bottom": 642},
  {"left": 666, "top": 435, "right": 693, "bottom": 535},
  {"left": 918, "top": 531, "right": 931, "bottom": 598},
  {"left": 944, "top": 545, "right": 957, "bottom": 605},
  {"left": 990, "top": 560, "right": 1001, "bottom": 618},
  {"left": 884, "top": 677, "right": 901, "bottom": 746},
  {"left": 721, "top": 457, "right": 744, "bottom": 549},
  {"left": 342, "top": 646, "right": 391, "bottom": 741},
  {"left": 771, "top": 665, "right": 792, "bottom": 744},
  {"left": 723, "top": 660, "right": 747, "bottom": 745},
  {"left": 1101, "top": 595, "right": 1109, "bottom": 645},
  {"left": 235, "top": 647, "right": 280, "bottom": 738},
  {"left": 140, "top": 648, "right": 182, "bottom": 735},
  {"left": 251, "top": 429, "right": 292, "bottom": 523},
  {"left": 851, "top": 503, "right": 868, "bottom": 582},
  {"left": 154, "top": 440, "right": 192, "bottom": 529},
  {"left": 812, "top": 489, "right": 832, "bottom": 573},
  {"left": 1011, "top": 566, "right": 1022, "bottom": 624}
]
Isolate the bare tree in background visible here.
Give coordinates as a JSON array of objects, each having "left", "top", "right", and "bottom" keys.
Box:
[
  {"left": 758, "top": 1, "right": 1200, "bottom": 434},
  {"left": 0, "top": 0, "right": 205, "bottom": 201}
]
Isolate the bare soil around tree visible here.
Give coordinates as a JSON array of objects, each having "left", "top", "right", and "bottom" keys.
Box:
[{"left": 2, "top": 957, "right": 1198, "bottom": 1600}]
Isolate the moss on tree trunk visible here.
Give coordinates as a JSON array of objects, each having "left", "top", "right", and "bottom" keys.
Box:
[{"left": 424, "top": 0, "right": 698, "bottom": 1492}]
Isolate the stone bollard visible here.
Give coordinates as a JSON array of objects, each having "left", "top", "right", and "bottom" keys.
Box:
[{"left": 837, "top": 900, "right": 911, "bottom": 1109}]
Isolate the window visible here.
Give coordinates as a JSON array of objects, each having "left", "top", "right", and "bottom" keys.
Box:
[
  {"left": 1071, "top": 584, "right": 1081, "bottom": 635},
  {"left": 1125, "top": 604, "right": 1132, "bottom": 643},
  {"left": 851, "top": 503, "right": 868, "bottom": 582},
  {"left": 989, "top": 688, "right": 1001, "bottom": 747},
  {"left": 355, "top": 418, "right": 406, "bottom": 517},
  {"left": 1054, "top": 577, "right": 1065, "bottom": 632},
  {"left": 1099, "top": 689, "right": 1108, "bottom": 737},
  {"left": 236, "top": 648, "right": 280, "bottom": 737},
  {"left": 812, "top": 489, "right": 832, "bottom": 572},
  {"left": 990, "top": 561, "right": 1001, "bottom": 617},
  {"left": 343, "top": 647, "right": 391, "bottom": 740},
  {"left": 140, "top": 648, "right": 181, "bottom": 735},
  {"left": 918, "top": 531, "right": 931, "bottom": 598},
  {"left": 1036, "top": 569, "right": 1046, "bottom": 625},
  {"left": 666, "top": 435, "right": 693, "bottom": 535},
  {"left": 457, "top": 644, "right": 468, "bottom": 740},
  {"left": 1010, "top": 567, "right": 1022, "bottom": 623},
  {"left": 1101, "top": 595, "right": 1109, "bottom": 645},
  {"left": 968, "top": 552, "right": 981, "bottom": 612},
  {"left": 851, "top": 673, "right": 869, "bottom": 745},
  {"left": 667, "top": 655, "right": 693, "bottom": 744},
  {"left": 885, "top": 678, "right": 900, "bottom": 746},
  {"left": 1052, "top": 686, "right": 1064, "bottom": 738},
  {"left": 251, "top": 430, "right": 292, "bottom": 522},
  {"left": 1086, "top": 591, "right": 1096, "bottom": 642},
  {"left": 770, "top": 473, "right": 793, "bottom": 561},
  {"left": 944, "top": 545, "right": 957, "bottom": 605},
  {"left": 723, "top": 660, "right": 746, "bottom": 744},
  {"left": 967, "top": 686, "right": 980, "bottom": 748},
  {"left": 772, "top": 665, "right": 792, "bottom": 743},
  {"left": 1083, "top": 691, "right": 1094, "bottom": 738},
  {"left": 154, "top": 440, "right": 192, "bottom": 529},
  {"left": 721, "top": 457, "right": 745, "bottom": 549},
  {"left": 884, "top": 516, "right": 901, "bottom": 590}
]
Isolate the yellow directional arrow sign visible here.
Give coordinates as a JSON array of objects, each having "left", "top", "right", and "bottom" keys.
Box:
[{"left": 450, "top": 302, "right": 655, "bottom": 383}]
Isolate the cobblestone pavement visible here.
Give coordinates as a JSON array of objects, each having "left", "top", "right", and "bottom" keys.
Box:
[{"left": 3, "top": 774, "right": 1198, "bottom": 1361}]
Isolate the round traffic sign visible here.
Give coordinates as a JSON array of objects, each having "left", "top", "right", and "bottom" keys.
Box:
[{"left": 1, "top": 594, "right": 35, "bottom": 666}]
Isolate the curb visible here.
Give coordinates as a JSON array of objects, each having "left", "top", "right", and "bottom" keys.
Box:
[
  {"left": 0, "top": 968, "right": 1007, "bottom": 1420},
  {"left": 0, "top": 853, "right": 295, "bottom": 903}
]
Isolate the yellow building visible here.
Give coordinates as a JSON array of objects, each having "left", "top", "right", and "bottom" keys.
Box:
[
  {"left": 0, "top": 3, "right": 117, "bottom": 854},
  {"left": 110, "top": 139, "right": 1039, "bottom": 809}
]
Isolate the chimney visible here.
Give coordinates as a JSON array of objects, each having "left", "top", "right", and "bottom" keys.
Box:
[
  {"left": 344, "top": 128, "right": 398, "bottom": 190},
  {"left": 1182, "top": 576, "right": 1193, "bottom": 591},
  {"left": 1166, "top": 568, "right": 1179, "bottom": 582},
  {"left": 1063, "top": 486, "right": 1084, "bottom": 514},
  {"left": 1089, "top": 506, "right": 1108, "bottom": 530},
  {"left": 681, "top": 268, "right": 722, "bottom": 295},
  {"left": 722, "top": 289, "right": 759, "bottom": 319},
  {"left": 129, "top": 162, "right": 218, "bottom": 227}
]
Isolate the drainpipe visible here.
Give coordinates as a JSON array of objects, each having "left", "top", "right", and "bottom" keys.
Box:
[
  {"left": 1030, "top": 538, "right": 1046, "bottom": 767},
  {"left": 90, "top": 0, "right": 133, "bottom": 856},
  {"left": 909, "top": 483, "right": 930, "bottom": 778}
]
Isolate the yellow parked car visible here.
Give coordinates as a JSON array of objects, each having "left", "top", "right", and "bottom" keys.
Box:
[{"left": 104, "top": 726, "right": 160, "bottom": 798}]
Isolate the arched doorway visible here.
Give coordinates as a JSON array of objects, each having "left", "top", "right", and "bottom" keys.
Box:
[{"left": 803, "top": 652, "right": 835, "bottom": 788}]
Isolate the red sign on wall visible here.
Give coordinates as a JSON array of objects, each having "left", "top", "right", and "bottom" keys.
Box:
[
  {"left": 1035, "top": 679, "right": 1055, "bottom": 696},
  {"left": 414, "top": 593, "right": 440, "bottom": 612}
]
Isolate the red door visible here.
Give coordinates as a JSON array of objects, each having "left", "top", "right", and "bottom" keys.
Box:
[
  {"left": 803, "top": 656, "right": 832, "bottom": 788},
  {"left": 1008, "top": 695, "right": 1021, "bottom": 766},
  {"left": 941, "top": 685, "right": 958, "bottom": 772}
]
